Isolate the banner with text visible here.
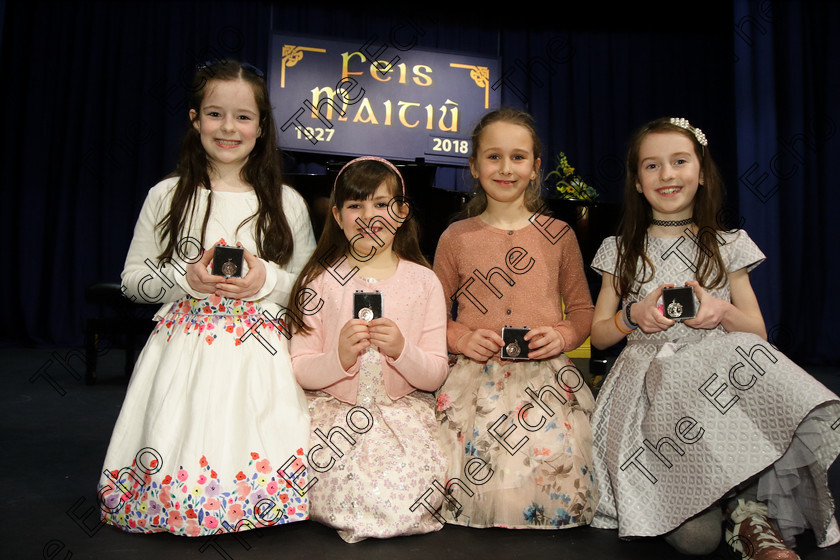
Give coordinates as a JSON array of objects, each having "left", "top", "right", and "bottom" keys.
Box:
[{"left": 270, "top": 33, "right": 501, "bottom": 166}]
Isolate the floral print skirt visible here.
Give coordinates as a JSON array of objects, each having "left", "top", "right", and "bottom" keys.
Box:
[
  {"left": 97, "top": 295, "right": 311, "bottom": 536},
  {"left": 305, "top": 346, "right": 447, "bottom": 542},
  {"left": 435, "top": 354, "right": 599, "bottom": 528}
]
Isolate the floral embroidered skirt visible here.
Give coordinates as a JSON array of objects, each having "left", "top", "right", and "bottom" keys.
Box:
[
  {"left": 97, "top": 295, "right": 311, "bottom": 536},
  {"left": 435, "top": 354, "right": 599, "bottom": 529},
  {"left": 305, "top": 347, "right": 447, "bottom": 543}
]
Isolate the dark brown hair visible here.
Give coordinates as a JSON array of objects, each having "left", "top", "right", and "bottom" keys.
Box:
[
  {"left": 288, "top": 159, "right": 429, "bottom": 335},
  {"left": 615, "top": 118, "right": 727, "bottom": 299},
  {"left": 156, "top": 60, "right": 293, "bottom": 265},
  {"left": 459, "top": 107, "right": 544, "bottom": 219}
]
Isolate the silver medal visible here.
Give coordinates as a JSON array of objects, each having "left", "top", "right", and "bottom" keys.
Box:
[
  {"left": 358, "top": 307, "right": 374, "bottom": 321},
  {"left": 667, "top": 300, "right": 683, "bottom": 318},
  {"left": 506, "top": 339, "right": 521, "bottom": 358},
  {"left": 221, "top": 258, "right": 237, "bottom": 278}
]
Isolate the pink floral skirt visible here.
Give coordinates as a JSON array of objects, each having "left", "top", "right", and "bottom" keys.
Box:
[{"left": 435, "top": 354, "right": 599, "bottom": 528}]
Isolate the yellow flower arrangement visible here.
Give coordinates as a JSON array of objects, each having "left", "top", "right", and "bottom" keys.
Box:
[{"left": 546, "top": 153, "right": 598, "bottom": 201}]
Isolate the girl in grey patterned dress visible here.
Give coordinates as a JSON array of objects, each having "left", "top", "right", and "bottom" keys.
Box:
[{"left": 589, "top": 118, "right": 840, "bottom": 559}]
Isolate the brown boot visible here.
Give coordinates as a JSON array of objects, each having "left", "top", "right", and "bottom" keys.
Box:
[{"left": 725, "top": 499, "right": 799, "bottom": 560}]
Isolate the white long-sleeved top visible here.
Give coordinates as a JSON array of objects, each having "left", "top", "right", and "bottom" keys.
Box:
[{"left": 121, "top": 176, "right": 316, "bottom": 319}]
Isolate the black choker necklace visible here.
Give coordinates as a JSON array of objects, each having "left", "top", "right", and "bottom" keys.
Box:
[{"left": 651, "top": 218, "right": 694, "bottom": 227}]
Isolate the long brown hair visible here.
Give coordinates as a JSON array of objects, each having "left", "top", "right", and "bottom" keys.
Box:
[
  {"left": 288, "top": 158, "right": 429, "bottom": 335},
  {"left": 459, "top": 107, "right": 544, "bottom": 219},
  {"left": 156, "top": 60, "right": 293, "bottom": 265},
  {"left": 615, "top": 118, "right": 727, "bottom": 299}
]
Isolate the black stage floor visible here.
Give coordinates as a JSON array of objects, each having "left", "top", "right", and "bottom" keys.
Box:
[{"left": 4, "top": 347, "right": 839, "bottom": 560}]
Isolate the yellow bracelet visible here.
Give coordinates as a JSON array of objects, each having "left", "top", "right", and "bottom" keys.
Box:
[{"left": 614, "top": 310, "right": 634, "bottom": 335}]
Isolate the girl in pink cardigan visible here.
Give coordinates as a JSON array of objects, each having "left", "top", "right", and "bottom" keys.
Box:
[{"left": 288, "top": 157, "right": 449, "bottom": 542}]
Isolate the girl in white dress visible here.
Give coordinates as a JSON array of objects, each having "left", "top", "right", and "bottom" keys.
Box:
[{"left": 97, "top": 60, "right": 315, "bottom": 537}]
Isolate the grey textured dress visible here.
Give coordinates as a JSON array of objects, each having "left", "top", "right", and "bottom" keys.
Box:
[{"left": 590, "top": 230, "right": 840, "bottom": 547}]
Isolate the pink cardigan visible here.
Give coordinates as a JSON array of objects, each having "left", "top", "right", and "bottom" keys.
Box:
[
  {"left": 433, "top": 216, "right": 594, "bottom": 357},
  {"left": 290, "top": 259, "right": 448, "bottom": 404}
]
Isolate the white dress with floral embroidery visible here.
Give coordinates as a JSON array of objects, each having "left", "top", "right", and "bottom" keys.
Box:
[{"left": 97, "top": 178, "right": 316, "bottom": 536}]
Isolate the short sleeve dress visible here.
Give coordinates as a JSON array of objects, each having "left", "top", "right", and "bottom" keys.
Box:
[{"left": 590, "top": 230, "right": 840, "bottom": 547}]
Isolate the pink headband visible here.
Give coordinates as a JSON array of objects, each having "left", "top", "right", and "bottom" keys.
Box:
[{"left": 333, "top": 156, "right": 406, "bottom": 196}]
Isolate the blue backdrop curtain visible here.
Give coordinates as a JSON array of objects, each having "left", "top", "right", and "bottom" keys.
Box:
[
  {"left": 733, "top": 0, "right": 839, "bottom": 363},
  {"left": 1, "top": 1, "right": 836, "bottom": 365}
]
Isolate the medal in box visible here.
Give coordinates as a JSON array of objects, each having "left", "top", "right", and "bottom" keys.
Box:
[
  {"left": 212, "top": 245, "right": 244, "bottom": 278},
  {"left": 353, "top": 291, "right": 382, "bottom": 321},
  {"left": 501, "top": 326, "right": 530, "bottom": 360},
  {"left": 662, "top": 285, "right": 696, "bottom": 321}
]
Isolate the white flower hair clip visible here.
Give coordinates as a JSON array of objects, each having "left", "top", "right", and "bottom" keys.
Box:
[{"left": 670, "top": 117, "right": 708, "bottom": 148}]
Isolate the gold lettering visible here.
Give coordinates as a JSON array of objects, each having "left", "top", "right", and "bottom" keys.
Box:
[
  {"left": 370, "top": 60, "right": 393, "bottom": 82},
  {"left": 398, "top": 102, "right": 421, "bottom": 128},
  {"left": 309, "top": 86, "right": 349, "bottom": 121},
  {"left": 412, "top": 65, "right": 433, "bottom": 87},
  {"left": 341, "top": 51, "right": 366, "bottom": 80},
  {"left": 383, "top": 100, "right": 392, "bottom": 126},
  {"left": 353, "top": 98, "right": 379, "bottom": 124},
  {"left": 439, "top": 100, "right": 459, "bottom": 132}
]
